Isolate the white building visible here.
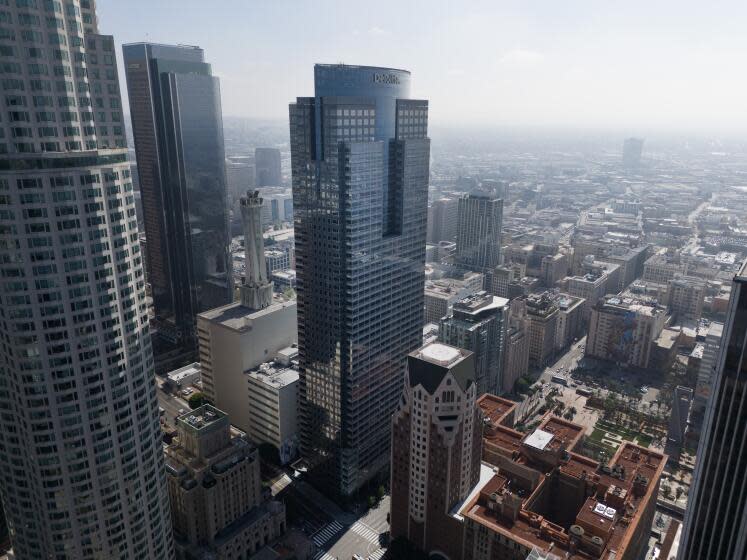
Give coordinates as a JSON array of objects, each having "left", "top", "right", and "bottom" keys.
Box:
[
  {"left": 167, "top": 362, "right": 202, "bottom": 389},
  {"left": 0, "top": 3, "right": 172, "bottom": 557},
  {"left": 247, "top": 360, "right": 300, "bottom": 465},
  {"left": 197, "top": 299, "right": 297, "bottom": 434}
]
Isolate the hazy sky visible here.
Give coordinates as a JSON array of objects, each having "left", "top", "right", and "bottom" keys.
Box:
[{"left": 99, "top": 0, "right": 747, "bottom": 132}]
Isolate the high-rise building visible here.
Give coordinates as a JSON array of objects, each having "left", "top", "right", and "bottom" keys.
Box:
[
  {"left": 679, "top": 261, "right": 747, "bottom": 560},
  {"left": 622, "top": 137, "right": 644, "bottom": 169},
  {"left": 165, "top": 406, "right": 286, "bottom": 559},
  {"left": 439, "top": 292, "right": 509, "bottom": 395},
  {"left": 423, "top": 272, "right": 484, "bottom": 325},
  {"left": 290, "top": 64, "right": 429, "bottom": 496},
  {"left": 666, "top": 275, "right": 706, "bottom": 322},
  {"left": 255, "top": 147, "right": 281, "bottom": 186},
  {"left": 668, "top": 385, "right": 693, "bottom": 446},
  {"left": 692, "top": 321, "right": 723, "bottom": 426},
  {"left": 0, "top": 3, "right": 172, "bottom": 557},
  {"left": 587, "top": 294, "right": 668, "bottom": 369},
  {"left": 123, "top": 42, "right": 232, "bottom": 362},
  {"left": 524, "top": 292, "right": 560, "bottom": 369},
  {"left": 427, "top": 196, "right": 458, "bottom": 243},
  {"left": 503, "top": 319, "right": 530, "bottom": 392},
  {"left": 456, "top": 193, "right": 503, "bottom": 271},
  {"left": 390, "top": 343, "right": 482, "bottom": 560}
]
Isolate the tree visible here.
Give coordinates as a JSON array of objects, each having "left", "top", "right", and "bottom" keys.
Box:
[
  {"left": 188, "top": 392, "right": 206, "bottom": 409},
  {"left": 377, "top": 485, "right": 386, "bottom": 499},
  {"left": 368, "top": 495, "right": 377, "bottom": 509},
  {"left": 515, "top": 377, "right": 530, "bottom": 394}
]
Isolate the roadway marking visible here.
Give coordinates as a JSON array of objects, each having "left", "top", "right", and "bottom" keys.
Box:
[
  {"left": 312, "top": 520, "right": 344, "bottom": 547},
  {"left": 351, "top": 521, "right": 380, "bottom": 543},
  {"left": 369, "top": 549, "right": 386, "bottom": 560}
]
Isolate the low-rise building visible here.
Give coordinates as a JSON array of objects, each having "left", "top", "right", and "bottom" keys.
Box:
[{"left": 167, "top": 362, "right": 202, "bottom": 390}]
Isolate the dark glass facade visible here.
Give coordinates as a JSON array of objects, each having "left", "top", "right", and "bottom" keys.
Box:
[
  {"left": 680, "top": 260, "right": 747, "bottom": 559},
  {"left": 290, "top": 64, "right": 429, "bottom": 496},
  {"left": 456, "top": 193, "right": 503, "bottom": 272},
  {"left": 123, "top": 43, "right": 231, "bottom": 351}
]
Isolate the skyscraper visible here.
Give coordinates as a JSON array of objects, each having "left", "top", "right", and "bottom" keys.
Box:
[
  {"left": 0, "top": 2, "right": 172, "bottom": 557},
  {"left": 390, "top": 343, "right": 482, "bottom": 560},
  {"left": 456, "top": 192, "right": 503, "bottom": 272},
  {"left": 123, "top": 42, "right": 232, "bottom": 363},
  {"left": 622, "top": 137, "right": 644, "bottom": 169},
  {"left": 679, "top": 260, "right": 747, "bottom": 560},
  {"left": 439, "top": 291, "right": 509, "bottom": 395},
  {"left": 255, "top": 147, "right": 281, "bottom": 186},
  {"left": 290, "top": 64, "right": 429, "bottom": 496}
]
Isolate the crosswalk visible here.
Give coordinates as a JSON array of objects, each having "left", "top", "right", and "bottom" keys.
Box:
[
  {"left": 312, "top": 552, "right": 337, "bottom": 560},
  {"left": 312, "top": 520, "right": 344, "bottom": 547},
  {"left": 368, "top": 549, "right": 386, "bottom": 560},
  {"left": 351, "top": 521, "right": 380, "bottom": 544}
]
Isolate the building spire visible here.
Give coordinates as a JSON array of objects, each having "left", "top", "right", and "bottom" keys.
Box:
[{"left": 239, "top": 190, "right": 273, "bottom": 309}]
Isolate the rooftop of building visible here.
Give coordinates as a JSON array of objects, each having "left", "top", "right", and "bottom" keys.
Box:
[
  {"left": 601, "top": 294, "right": 666, "bottom": 317},
  {"left": 166, "top": 361, "right": 201, "bottom": 382},
  {"left": 453, "top": 291, "right": 510, "bottom": 315},
  {"left": 477, "top": 394, "right": 517, "bottom": 428},
  {"left": 462, "top": 419, "right": 667, "bottom": 560},
  {"left": 177, "top": 405, "right": 226, "bottom": 432},
  {"left": 408, "top": 343, "right": 474, "bottom": 393},
  {"left": 197, "top": 297, "right": 296, "bottom": 331},
  {"left": 247, "top": 363, "right": 299, "bottom": 388}
]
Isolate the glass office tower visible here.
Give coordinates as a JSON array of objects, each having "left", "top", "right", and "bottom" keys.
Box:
[
  {"left": 0, "top": 1, "right": 172, "bottom": 557},
  {"left": 123, "top": 43, "right": 231, "bottom": 361},
  {"left": 290, "top": 64, "right": 429, "bottom": 496},
  {"left": 679, "top": 260, "right": 747, "bottom": 560}
]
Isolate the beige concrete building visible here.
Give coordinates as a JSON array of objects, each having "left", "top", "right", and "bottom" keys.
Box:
[
  {"left": 555, "top": 294, "right": 586, "bottom": 351},
  {"left": 424, "top": 273, "right": 484, "bottom": 325},
  {"left": 643, "top": 251, "right": 687, "bottom": 284},
  {"left": 567, "top": 269, "right": 612, "bottom": 324},
  {"left": 587, "top": 295, "right": 668, "bottom": 369},
  {"left": 247, "top": 360, "right": 299, "bottom": 465},
  {"left": 196, "top": 297, "right": 297, "bottom": 433},
  {"left": 165, "top": 406, "right": 286, "bottom": 560},
  {"left": 541, "top": 252, "right": 569, "bottom": 288},
  {"left": 667, "top": 275, "right": 706, "bottom": 322},
  {"left": 503, "top": 319, "right": 530, "bottom": 392},
  {"left": 524, "top": 293, "right": 559, "bottom": 369}
]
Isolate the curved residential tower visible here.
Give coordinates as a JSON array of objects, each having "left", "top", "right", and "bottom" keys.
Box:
[{"left": 0, "top": 1, "right": 173, "bottom": 557}]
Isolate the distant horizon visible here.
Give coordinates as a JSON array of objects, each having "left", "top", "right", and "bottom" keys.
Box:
[{"left": 99, "top": 0, "right": 747, "bottom": 135}]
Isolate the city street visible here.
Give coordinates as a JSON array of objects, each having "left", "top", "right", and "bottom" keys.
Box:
[
  {"left": 318, "top": 496, "right": 390, "bottom": 560},
  {"left": 155, "top": 378, "right": 190, "bottom": 426}
]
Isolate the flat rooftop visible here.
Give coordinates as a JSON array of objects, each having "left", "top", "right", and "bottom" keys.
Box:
[
  {"left": 477, "top": 394, "right": 517, "bottom": 428},
  {"left": 197, "top": 298, "right": 296, "bottom": 331},
  {"left": 177, "top": 405, "right": 226, "bottom": 431},
  {"left": 462, "top": 428, "right": 667, "bottom": 560},
  {"left": 248, "top": 364, "right": 299, "bottom": 388}
]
